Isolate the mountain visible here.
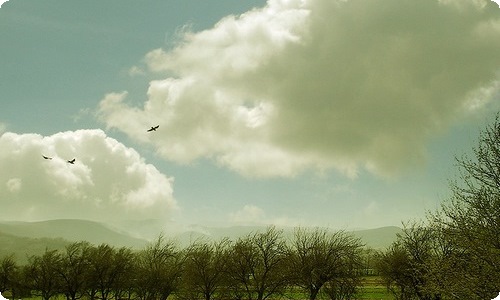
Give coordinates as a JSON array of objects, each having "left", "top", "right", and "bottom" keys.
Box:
[{"left": 0, "top": 219, "right": 148, "bottom": 250}]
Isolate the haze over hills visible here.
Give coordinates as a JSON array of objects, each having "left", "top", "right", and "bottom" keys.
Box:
[
  {"left": 0, "top": 219, "right": 401, "bottom": 264},
  {"left": 175, "top": 224, "right": 402, "bottom": 249},
  {"left": 0, "top": 219, "right": 149, "bottom": 249},
  {"left": 0, "top": 231, "right": 69, "bottom": 265}
]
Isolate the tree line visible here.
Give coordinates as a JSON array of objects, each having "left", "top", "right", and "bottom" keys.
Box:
[
  {"left": 376, "top": 116, "right": 500, "bottom": 300},
  {"left": 0, "top": 227, "right": 368, "bottom": 300}
]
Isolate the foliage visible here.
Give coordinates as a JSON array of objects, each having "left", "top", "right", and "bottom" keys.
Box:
[
  {"left": 434, "top": 115, "right": 500, "bottom": 298},
  {"left": 0, "top": 254, "right": 17, "bottom": 293}
]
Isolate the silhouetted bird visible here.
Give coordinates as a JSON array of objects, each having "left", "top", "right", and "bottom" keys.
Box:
[
  {"left": 67, "top": 158, "right": 76, "bottom": 164},
  {"left": 42, "top": 155, "right": 52, "bottom": 160},
  {"left": 147, "top": 125, "right": 159, "bottom": 132}
]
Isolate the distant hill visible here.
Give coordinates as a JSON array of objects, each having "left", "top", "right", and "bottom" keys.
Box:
[
  {"left": 0, "top": 231, "right": 69, "bottom": 265},
  {"left": 0, "top": 219, "right": 148, "bottom": 250},
  {"left": 0, "top": 220, "right": 400, "bottom": 265},
  {"left": 175, "top": 225, "right": 401, "bottom": 249},
  {"left": 350, "top": 226, "right": 402, "bottom": 249}
]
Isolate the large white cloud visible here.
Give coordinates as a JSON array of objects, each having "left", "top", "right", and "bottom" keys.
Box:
[
  {"left": 99, "top": 0, "right": 500, "bottom": 178},
  {"left": 0, "top": 129, "right": 177, "bottom": 222}
]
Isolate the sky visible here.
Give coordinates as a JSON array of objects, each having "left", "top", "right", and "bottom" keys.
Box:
[{"left": 1, "top": 0, "right": 500, "bottom": 236}]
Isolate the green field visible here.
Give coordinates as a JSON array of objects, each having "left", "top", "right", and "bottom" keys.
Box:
[
  {"left": 2, "top": 276, "right": 394, "bottom": 300},
  {"left": 358, "top": 276, "right": 394, "bottom": 300}
]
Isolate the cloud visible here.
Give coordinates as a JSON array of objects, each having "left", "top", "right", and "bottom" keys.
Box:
[
  {"left": 0, "top": 129, "right": 177, "bottom": 222},
  {"left": 229, "top": 204, "right": 266, "bottom": 225},
  {"left": 98, "top": 0, "right": 500, "bottom": 178},
  {"left": 228, "top": 204, "right": 301, "bottom": 227}
]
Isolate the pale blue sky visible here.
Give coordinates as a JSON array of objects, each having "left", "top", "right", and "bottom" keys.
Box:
[{"left": 1, "top": 0, "right": 499, "bottom": 233}]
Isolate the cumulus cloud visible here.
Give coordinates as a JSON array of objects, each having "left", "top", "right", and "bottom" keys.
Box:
[
  {"left": 0, "top": 129, "right": 177, "bottom": 222},
  {"left": 0, "top": 0, "right": 9, "bottom": 9},
  {"left": 98, "top": 0, "right": 500, "bottom": 178}
]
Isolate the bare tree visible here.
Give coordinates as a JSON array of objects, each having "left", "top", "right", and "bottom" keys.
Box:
[
  {"left": 179, "top": 238, "right": 231, "bottom": 300},
  {"left": 57, "top": 242, "right": 92, "bottom": 300},
  {"left": 86, "top": 244, "right": 134, "bottom": 300},
  {"left": 24, "top": 249, "right": 63, "bottom": 300},
  {"left": 135, "top": 235, "right": 184, "bottom": 300},
  {"left": 287, "top": 228, "right": 363, "bottom": 300},
  {"left": 226, "top": 226, "right": 289, "bottom": 300}
]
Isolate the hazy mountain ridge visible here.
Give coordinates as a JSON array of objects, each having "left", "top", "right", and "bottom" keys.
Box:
[
  {"left": 0, "top": 220, "right": 401, "bottom": 264},
  {"left": 0, "top": 219, "right": 149, "bottom": 250},
  {"left": 176, "top": 224, "right": 402, "bottom": 249}
]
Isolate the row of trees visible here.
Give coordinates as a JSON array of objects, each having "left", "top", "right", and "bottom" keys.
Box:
[
  {"left": 376, "top": 116, "right": 500, "bottom": 299},
  {"left": 0, "top": 227, "right": 366, "bottom": 300}
]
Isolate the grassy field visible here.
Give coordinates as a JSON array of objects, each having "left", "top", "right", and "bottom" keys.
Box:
[
  {"left": 3, "top": 276, "right": 394, "bottom": 300},
  {"left": 357, "top": 276, "right": 394, "bottom": 300}
]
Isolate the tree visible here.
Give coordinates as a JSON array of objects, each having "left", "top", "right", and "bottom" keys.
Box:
[
  {"left": 24, "top": 249, "right": 63, "bottom": 300},
  {"left": 322, "top": 243, "right": 363, "bottom": 300},
  {"left": 110, "top": 247, "right": 136, "bottom": 300},
  {"left": 376, "top": 222, "right": 444, "bottom": 300},
  {"left": 179, "top": 238, "right": 230, "bottom": 300},
  {"left": 57, "top": 242, "right": 92, "bottom": 300},
  {"left": 431, "top": 115, "right": 500, "bottom": 298},
  {"left": 226, "top": 227, "right": 289, "bottom": 300},
  {"left": 0, "top": 254, "right": 18, "bottom": 295},
  {"left": 376, "top": 243, "right": 413, "bottom": 300},
  {"left": 86, "top": 244, "right": 134, "bottom": 300},
  {"left": 287, "top": 228, "right": 363, "bottom": 300},
  {"left": 135, "top": 235, "right": 184, "bottom": 300}
]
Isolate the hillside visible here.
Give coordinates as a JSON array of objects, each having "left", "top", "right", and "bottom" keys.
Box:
[
  {"left": 0, "top": 231, "right": 69, "bottom": 265},
  {"left": 0, "top": 219, "right": 148, "bottom": 250}
]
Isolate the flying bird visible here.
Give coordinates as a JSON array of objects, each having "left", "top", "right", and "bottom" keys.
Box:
[
  {"left": 147, "top": 125, "right": 159, "bottom": 132},
  {"left": 67, "top": 158, "right": 76, "bottom": 164},
  {"left": 42, "top": 155, "right": 52, "bottom": 160}
]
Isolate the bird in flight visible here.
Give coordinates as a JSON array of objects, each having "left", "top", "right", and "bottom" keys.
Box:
[
  {"left": 42, "top": 155, "right": 52, "bottom": 160},
  {"left": 147, "top": 125, "right": 159, "bottom": 132},
  {"left": 67, "top": 158, "right": 76, "bottom": 164}
]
